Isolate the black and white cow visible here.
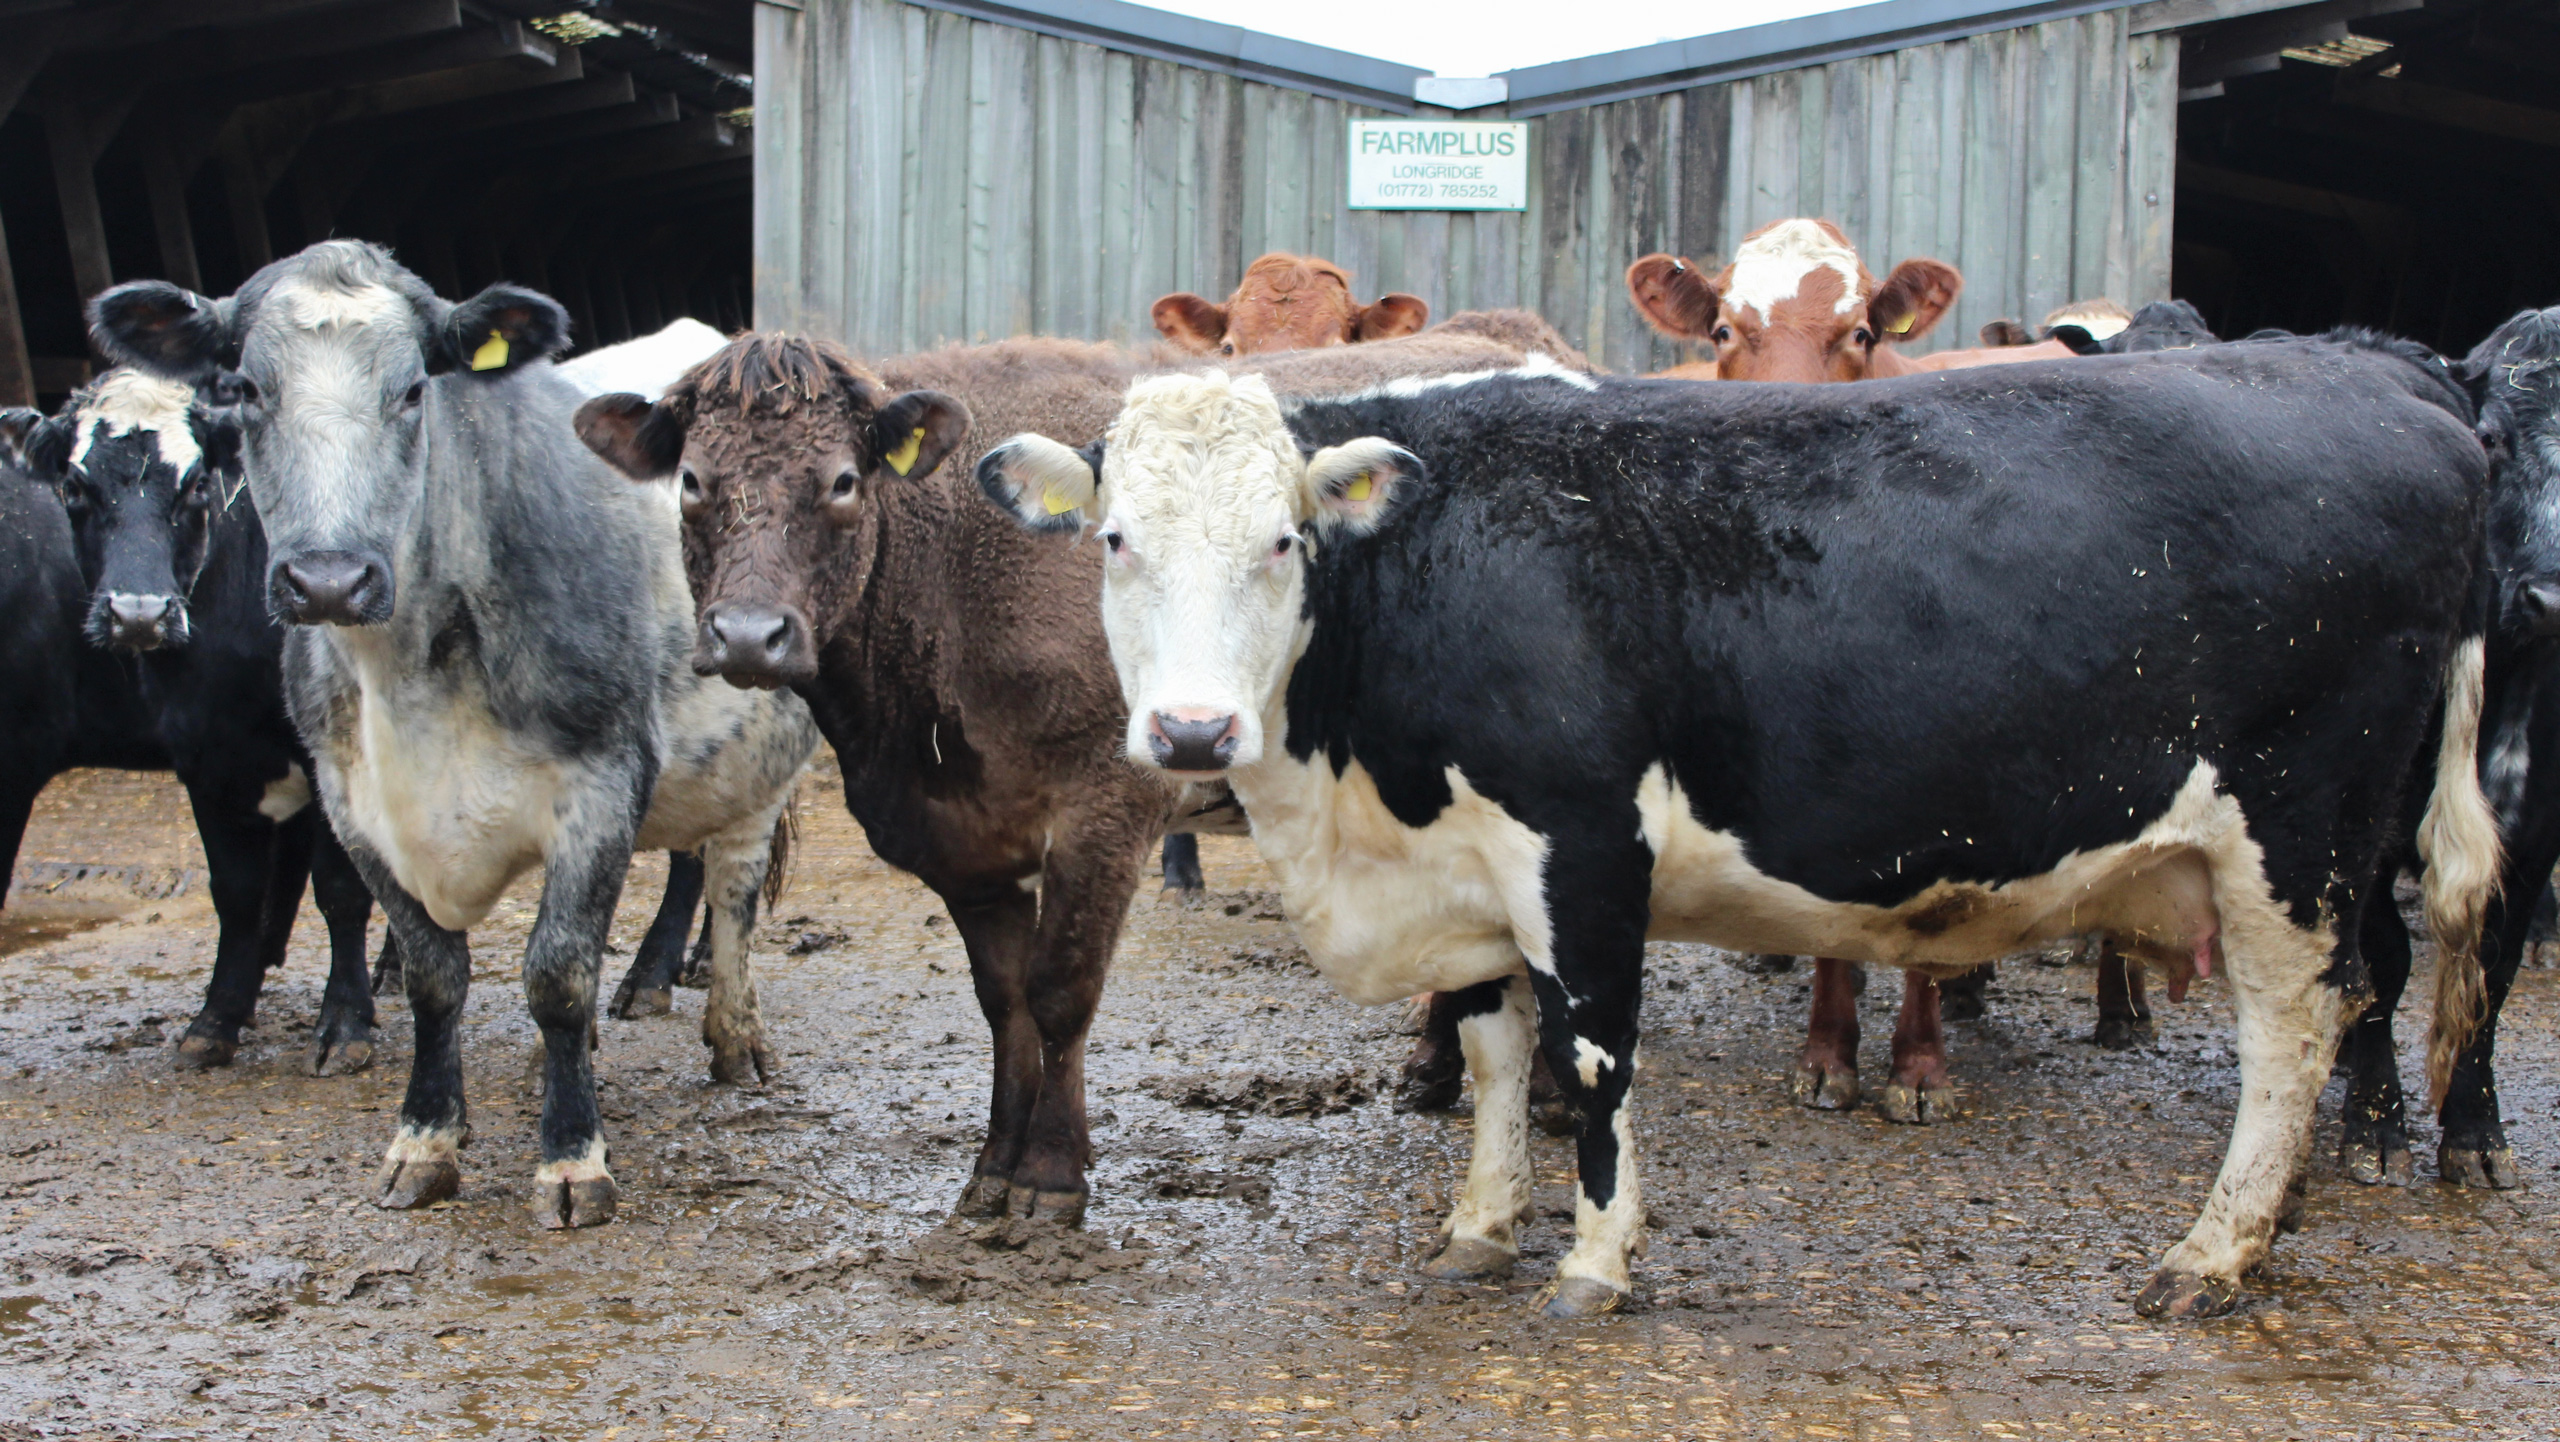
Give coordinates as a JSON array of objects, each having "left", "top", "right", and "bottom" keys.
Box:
[
  {"left": 16, "top": 370, "right": 380, "bottom": 1071},
  {"left": 90, "top": 242, "right": 819, "bottom": 1227},
  {"left": 979, "top": 340, "right": 2496, "bottom": 1319}
]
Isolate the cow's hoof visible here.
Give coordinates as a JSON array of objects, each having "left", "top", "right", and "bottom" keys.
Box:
[
  {"left": 534, "top": 1175, "right": 619, "bottom": 1230},
  {"left": 1938, "top": 989, "right": 1987, "bottom": 1024},
  {"left": 2341, "top": 1136, "right": 2413, "bottom": 1186},
  {"left": 956, "top": 1174, "right": 1012, "bottom": 1217},
  {"left": 1394, "top": 1069, "right": 1464, "bottom": 1114},
  {"left": 2440, "top": 1145, "right": 2524, "bottom": 1190},
  {"left": 309, "top": 1032, "right": 375, "bottom": 1077},
  {"left": 173, "top": 1030, "right": 239, "bottom": 1071},
  {"left": 1737, "top": 953, "right": 1797, "bottom": 976},
  {"left": 375, "top": 1157, "right": 461, "bottom": 1210},
  {"left": 2133, "top": 1269, "right": 2239, "bottom": 1319},
  {"left": 706, "top": 1036, "right": 775, "bottom": 1088},
  {"left": 1791, "top": 1062, "right": 1858, "bottom": 1111},
  {"left": 1877, "top": 1079, "right": 1954, "bottom": 1125},
  {"left": 1008, "top": 1184, "right": 1088, "bottom": 1228},
  {"left": 1420, "top": 1236, "right": 1517, "bottom": 1282},
  {"left": 2092, "top": 1014, "right": 2155, "bottom": 1051},
  {"left": 611, "top": 985, "right": 673, "bottom": 1020},
  {"left": 1540, "top": 1278, "right": 1628, "bottom": 1319},
  {"left": 1531, "top": 1095, "right": 1580, "bottom": 1139}
]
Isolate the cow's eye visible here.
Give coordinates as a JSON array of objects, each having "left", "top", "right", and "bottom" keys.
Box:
[
  {"left": 1852, "top": 327, "right": 1876, "bottom": 347},
  {"left": 831, "top": 467, "right": 859, "bottom": 501},
  {"left": 1219, "top": 342, "right": 1236, "bottom": 358},
  {"left": 1711, "top": 326, "right": 1733, "bottom": 344},
  {"left": 676, "top": 467, "right": 705, "bottom": 514},
  {"left": 1271, "top": 533, "right": 1294, "bottom": 558},
  {"left": 401, "top": 380, "right": 425, "bottom": 409},
  {"left": 180, "top": 477, "right": 211, "bottom": 510},
  {"left": 1102, "top": 529, "right": 1123, "bottom": 553}
]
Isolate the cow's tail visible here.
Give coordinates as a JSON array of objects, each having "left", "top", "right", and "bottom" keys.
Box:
[
  {"left": 2420, "top": 633, "right": 2502, "bottom": 1105},
  {"left": 763, "top": 792, "right": 799, "bottom": 912}
]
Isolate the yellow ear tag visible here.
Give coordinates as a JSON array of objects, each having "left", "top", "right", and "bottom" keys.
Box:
[
  {"left": 885, "top": 426, "right": 925, "bottom": 476},
  {"left": 1887, "top": 314, "right": 1913, "bottom": 335},
  {"left": 469, "top": 329, "right": 510, "bottom": 371},
  {"left": 1344, "top": 472, "right": 1373, "bottom": 503},
  {"left": 1042, "top": 487, "right": 1079, "bottom": 516}
]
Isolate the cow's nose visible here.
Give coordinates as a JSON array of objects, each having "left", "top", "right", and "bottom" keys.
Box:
[
  {"left": 2524, "top": 581, "right": 2560, "bottom": 635},
  {"left": 1148, "top": 709, "right": 1242, "bottom": 772},
  {"left": 273, "top": 553, "right": 389, "bottom": 626},
  {"left": 698, "top": 603, "right": 814, "bottom": 687},
  {"left": 107, "top": 593, "right": 173, "bottom": 648}
]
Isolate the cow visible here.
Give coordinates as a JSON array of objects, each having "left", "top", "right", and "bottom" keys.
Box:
[
  {"left": 977, "top": 336, "right": 2495, "bottom": 1320},
  {"left": 569, "top": 325, "right": 1598, "bottom": 1225},
  {"left": 89, "top": 241, "right": 820, "bottom": 1228},
  {"left": 2338, "top": 307, "right": 2560, "bottom": 1191},
  {"left": 1153, "top": 253, "right": 1429, "bottom": 359},
  {"left": 13, "top": 370, "right": 380, "bottom": 1072}
]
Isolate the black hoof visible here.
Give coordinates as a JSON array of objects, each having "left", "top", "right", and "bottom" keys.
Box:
[
  {"left": 2439, "top": 1145, "right": 2524, "bottom": 1190},
  {"left": 1791, "top": 1062, "right": 1858, "bottom": 1111},
  {"left": 309, "top": 1031, "right": 375, "bottom": 1077},
  {"left": 2341, "top": 1135, "right": 2413, "bottom": 1187},
  {"left": 610, "top": 984, "right": 674, "bottom": 1020},
  {"left": 2092, "top": 1014, "right": 2155, "bottom": 1050},
  {"left": 1530, "top": 1095, "right": 1579, "bottom": 1139},
  {"left": 2133, "top": 1269, "right": 2240, "bottom": 1319},
  {"left": 173, "top": 1026, "right": 240, "bottom": 1071},
  {"left": 376, "top": 1157, "right": 461, "bottom": 1210},
  {"left": 1420, "top": 1236, "right": 1516, "bottom": 1282},
  {"left": 1736, "top": 953, "right": 1797, "bottom": 976},
  {"left": 534, "top": 1175, "right": 619, "bottom": 1230},
  {"left": 1540, "top": 1277, "right": 1628, "bottom": 1318},
  {"left": 1393, "top": 1070, "right": 1465, "bottom": 1114}
]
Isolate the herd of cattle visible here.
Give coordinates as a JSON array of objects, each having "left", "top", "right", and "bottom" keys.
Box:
[{"left": 4, "top": 213, "right": 2560, "bottom": 1325}]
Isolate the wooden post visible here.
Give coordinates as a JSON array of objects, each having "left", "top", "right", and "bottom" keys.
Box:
[
  {"left": 218, "top": 131, "right": 276, "bottom": 275},
  {"left": 142, "top": 137, "right": 205, "bottom": 293},
  {"left": 41, "top": 93, "right": 115, "bottom": 304},
  {"left": 0, "top": 206, "right": 36, "bottom": 408}
]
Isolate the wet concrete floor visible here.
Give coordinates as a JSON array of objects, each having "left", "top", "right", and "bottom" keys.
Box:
[{"left": 2, "top": 763, "right": 2556, "bottom": 1439}]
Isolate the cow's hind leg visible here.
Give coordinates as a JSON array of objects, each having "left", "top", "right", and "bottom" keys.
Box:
[
  {"left": 174, "top": 791, "right": 293, "bottom": 1069},
  {"left": 1421, "top": 974, "right": 1534, "bottom": 1282},
  {"left": 611, "top": 850, "right": 705, "bottom": 1019},
  {"left": 1006, "top": 825, "right": 1145, "bottom": 1226},
  {"left": 1395, "top": 991, "right": 1468, "bottom": 1113},
  {"left": 1879, "top": 970, "right": 1955, "bottom": 1124},
  {"left": 2438, "top": 826, "right": 2560, "bottom": 1189},
  {"left": 306, "top": 820, "right": 379, "bottom": 1076},
  {"left": 698, "top": 828, "right": 777, "bottom": 1086},
  {"left": 2136, "top": 920, "right": 2347, "bottom": 1320},
  {"left": 951, "top": 886, "right": 1041, "bottom": 1217},
  {"left": 356, "top": 852, "right": 473, "bottom": 1211},
  {"left": 521, "top": 804, "right": 640, "bottom": 1229},
  {"left": 2340, "top": 879, "right": 2415, "bottom": 1185},
  {"left": 2094, "top": 939, "right": 2155, "bottom": 1050},
  {"left": 1160, "top": 833, "right": 1203, "bottom": 893},
  {"left": 1792, "top": 958, "right": 1861, "bottom": 1110},
  {"left": 1938, "top": 962, "right": 1992, "bottom": 1023}
]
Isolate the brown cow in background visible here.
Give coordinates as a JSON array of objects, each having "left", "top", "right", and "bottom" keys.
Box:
[{"left": 1154, "top": 253, "right": 1430, "bottom": 357}]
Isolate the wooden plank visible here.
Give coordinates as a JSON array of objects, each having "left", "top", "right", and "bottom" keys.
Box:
[
  {"left": 1820, "top": 54, "right": 1867, "bottom": 243},
  {"left": 1096, "top": 49, "right": 1137, "bottom": 343},
  {"left": 1676, "top": 80, "right": 1730, "bottom": 265},
  {"left": 1308, "top": 96, "right": 1342, "bottom": 262},
  {"left": 139, "top": 135, "right": 203, "bottom": 292},
  {"left": 2125, "top": 31, "right": 2179, "bottom": 306},
  {"left": 0, "top": 205, "right": 34, "bottom": 407},
  {"left": 1067, "top": 39, "right": 1107, "bottom": 337},
  {"left": 1235, "top": 79, "right": 1270, "bottom": 268},
  {"left": 1600, "top": 96, "right": 1658, "bottom": 371},
  {"left": 0, "top": 13, "right": 64, "bottom": 123},
  {"left": 2019, "top": 19, "right": 2080, "bottom": 326},
  {"left": 2073, "top": 11, "right": 2131, "bottom": 304},
  {"left": 916, "top": 8, "right": 972, "bottom": 347},
  {"left": 41, "top": 92, "right": 113, "bottom": 301},
  {"left": 1130, "top": 59, "right": 1181, "bottom": 329},
  {"left": 1956, "top": 27, "right": 2019, "bottom": 350},
  {"left": 1267, "top": 86, "right": 1310, "bottom": 257},
  {"left": 1536, "top": 104, "right": 1590, "bottom": 352}
]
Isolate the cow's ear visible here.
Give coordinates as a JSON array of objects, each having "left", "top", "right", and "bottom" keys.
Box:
[
  {"left": 1979, "top": 318, "right": 2033, "bottom": 347},
  {"left": 1869, "top": 258, "right": 1961, "bottom": 342},
  {"left": 90, "top": 281, "right": 237, "bottom": 383},
  {"left": 0, "top": 407, "right": 42, "bottom": 468},
  {"left": 867, "top": 389, "right": 971, "bottom": 483},
  {"left": 1625, "top": 254, "right": 1719, "bottom": 340},
  {"left": 434, "top": 283, "right": 571, "bottom": 376},
  {"left": 574, "top": 393, "right": 688, "bottom": 480},
  {"left": 1353, "top": 293, "right": 1429, "bottom": 342},
  {"left": 976, "top": 434, "right": 1102, "bottom": 533},
  {"left": 18, "top": 412, "right": 75, "bottom": 484},
  {"left": 1300, "top": 437, "right": 1417, "bottom": 534},
  {"left": 2047, "top": 324, "right": 2104, "bottom": 356},
  {"left": 1151, "top": 293, "right": 1230, "bottom": 352}
]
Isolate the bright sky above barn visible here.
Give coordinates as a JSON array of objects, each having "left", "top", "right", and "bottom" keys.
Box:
[{"left": 1144, "top": 0, "right": 1873, "bottom": 76}]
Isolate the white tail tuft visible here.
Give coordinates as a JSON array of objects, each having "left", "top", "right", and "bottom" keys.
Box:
[{"left": 2420, "top": 634, "right": 2502, "bottom": 1105}]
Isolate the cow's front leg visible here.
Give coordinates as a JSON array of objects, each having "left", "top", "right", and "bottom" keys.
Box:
[
  {"left": 1007, "top": 827, "right": 1144, "bottom": 1226},
  {"left": 2093, "top": 938, "right": 2155, "bottom": 1050},
  {"left": 696, "top": 828, "right": 777, "bottom": 1085},
  {"left": 1523, "top": 831, "right": 1652, "bottom": 1319},
  {"left": 1879, "top": 970, "right": 1955, "bottom": 1124},
  {"left": 523, "top": 814, "right": 639, "bottom": 1230},
  {"left": 174, "top": 791, "right": 299, "bottom": 1069},
  {"left": 950, "top": 886, "right": 1041, "bottom": 1217},
  {"left": 1421, "top": 974, "right": 1534, "bottom": 1281},
  {"left": 1792, "top": 958, "right": 1861, "bottom": 1110},
  {"left": 2340, "top": 889, "right": 2415, "bottom": 1185},
  {"left": 2136, "top": 924, "right": 2347, "bottom": 1319},
  {"left": 610, "top": 850, "right": 705, "bottom": 1019},
  {"left": 352, "top": 850, "right": 473, "bottom": 1210},
  {"left": 307, "top": 820, "right": 380, "bottom": 1076}
]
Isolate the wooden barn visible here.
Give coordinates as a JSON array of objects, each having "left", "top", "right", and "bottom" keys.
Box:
[{"left": 2, "top": 0, "right": 2553, "bottom": 405}]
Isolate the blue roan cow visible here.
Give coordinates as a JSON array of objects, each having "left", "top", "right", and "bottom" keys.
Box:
[
  {"left": 91, "top": 242, "right": 819, "bottom": 1227},
  {"left": 980, "top": 339, "right": 2499, "bottom": 1319}
]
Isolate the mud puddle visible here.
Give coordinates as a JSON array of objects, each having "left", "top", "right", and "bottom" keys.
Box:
[{"left": 4, "top": 764, "right": 2559, "bottom": 1438}]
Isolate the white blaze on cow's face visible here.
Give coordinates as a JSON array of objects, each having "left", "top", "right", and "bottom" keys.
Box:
[{"left": 978, "top": 372, "right": 1408, "bottom": 777}]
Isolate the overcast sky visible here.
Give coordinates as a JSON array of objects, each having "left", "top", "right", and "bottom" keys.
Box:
[{"left": 1147, "top": 0, "right": 1874, "bottom": 77}]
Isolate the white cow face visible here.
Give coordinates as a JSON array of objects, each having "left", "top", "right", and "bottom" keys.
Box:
[{"left": 976, "top": 372, "right": 1412, "bottom": 776}]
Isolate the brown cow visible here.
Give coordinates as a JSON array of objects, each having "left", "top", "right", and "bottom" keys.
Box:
[
  {"left": 573, "top": 326, "right": 1583, "bottom": 1226},
  {"left": 1154, "top": 253, "right": 1430, "bottom": 357}
]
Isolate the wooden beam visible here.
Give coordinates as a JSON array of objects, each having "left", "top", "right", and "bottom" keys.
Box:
[
  {"left": 141, "top": 135, "right": 204, "bottom": 291},
  {"left": 0, "top": 12, "right": 65, "bottom": 122},
  {"left": 2175, "top": 157, "right": 2415, "bottom": 256},
  {"left": 0, "top": 206, "right": 35, "bottom": 408},
  {"left": 41, "top": 92, "right": 114, "bottom": 303},
  {"left": 2335, "top": 73, "right": 2560, "bottom": 149},
  {"left": 219, "top": 127, "right": 276, "bottom": 274},
  {"left": 347, "top": 70, "right": 634, "bottom": 147},
  {"left": 208, "top": 18, "right": 558, "bottom": 107}
]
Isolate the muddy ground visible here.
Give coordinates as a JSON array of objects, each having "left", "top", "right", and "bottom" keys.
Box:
[{"left": 3, "top": 762, "right": 2556, "bottom": 1441}]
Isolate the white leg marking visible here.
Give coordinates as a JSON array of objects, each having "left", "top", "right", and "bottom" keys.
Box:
[
  {"left": 1571, "top": 1036, "right": 1610, "bottom": 1090},
  {"left": 1441, "top": 975, "right": 1536, "bottom": 1253},
  {"left": 532, "top": 1136, "right": 611, "bottom": 1186},
  {"left": 382, "top": 1123, "right": 464, "bottom": 1166},
  {"left": 259, "top": 763, "right": 313, "bottom": 822},
  {"left": 1557, "top": 1102, "right": 1646, "bottom": 1294}
]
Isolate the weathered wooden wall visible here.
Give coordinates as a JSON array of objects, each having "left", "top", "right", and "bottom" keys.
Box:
[{"left": 756, "top": 0, "right": 2177, "bottom": 372}]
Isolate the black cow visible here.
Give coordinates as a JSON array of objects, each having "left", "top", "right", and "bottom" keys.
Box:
[{"left": 981, "top": 338, "right": 2496, "bottom": 1320}]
